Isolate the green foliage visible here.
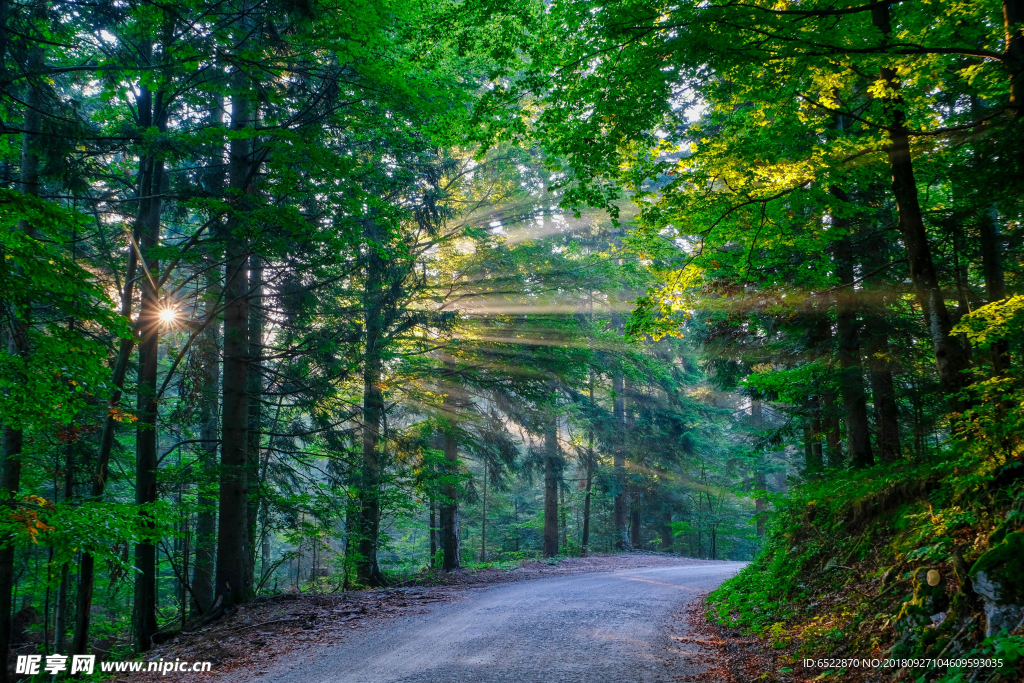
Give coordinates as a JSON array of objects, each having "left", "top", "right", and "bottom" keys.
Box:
[
  {"left": 0, "top": 191, "right": 130, "bottom": 428},
  {"left": 951, "top": 297, "right": 1024, "bottom": 349}
]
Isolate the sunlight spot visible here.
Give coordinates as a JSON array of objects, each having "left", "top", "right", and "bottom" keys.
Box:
[{"left": 159, "top": 307, "right": 178, "bottom": 324}]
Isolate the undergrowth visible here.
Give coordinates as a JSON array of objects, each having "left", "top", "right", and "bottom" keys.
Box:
[{"left": 709, "top": 447, "right": 1024, "bottom": 682}]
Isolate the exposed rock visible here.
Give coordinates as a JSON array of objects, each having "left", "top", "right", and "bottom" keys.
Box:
[{"left": 970, "top": 531, "right": 1024, "bottom": 637}]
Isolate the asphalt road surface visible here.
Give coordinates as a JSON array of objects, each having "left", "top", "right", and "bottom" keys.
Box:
[{"left": 244, "top": 561, "right": 743, "bottom": 683}]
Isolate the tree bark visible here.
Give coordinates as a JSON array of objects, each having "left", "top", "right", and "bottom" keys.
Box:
[
  {"left": 811, "top": 412, "right": 824, "bottom": 471},
  {"left": 612, "top": 371, "right": 630, "bottom": 550},
  {"left": 755, "top": 470, "right": 768, "bottom": 538},
  {"left": 0, "top": 427, "right": 23, "bottom": 682},
  {"left": 804, "top": 421, "right": 823, "bottom": 473},
  {"left": 133, "top": 89, "right": 165, "bottom": 649},
  {"left": 439, "top": 422, "right": 461, "bottom": 571},
  {"left": 542, "top": 409, "right": 559, "bottom": 558},
  {"left": 191, "top": 287, "right": 220, "bottom": 616},
  {"left": 439, "top": 361, "right": 462, "bottom": 572},
  {"left": 750, "top": 399, "right": 768, "bottom": 535},
  {"left": 581, "top": 379, "right": 594, "bottom": 556},
  {"left": 355, "top": 220, "right": 387, "bottom": 586},
  {"left": 660, "top": 508, "right": 673, "bottom": 550},
  {"left": 480, "top": 465, "right": 487, "bottom": 562},
  {"left": 54, "top": 438, "right": 73, "bottom": 651},
  {"left": 53, "top": 563, "right": 69, "bottom": 653},
  {"left": 1005, "top": 0, "right": 1024, "bottom": 113},
  {"left": 629, "top": 497, "right": 641, "bottom": 549},
  {"left": 822, "top": 412, "right": 840, "bottom": 468},
  {"left": 872, "top": 3, "right": 969, "bottom": 400},
  {"left": 581, "top": 445, "right": 593, "bottom": 557},
  {"left": 559, "top": 479, "right": 568, "bottom": 550},
  {"left": 864, "top": 292, "right": 902, "bottom": 462},
  {"left": 216, "top": 71, "right": 252, "bottom": 607},
  {"left": 870, "top": 362, "right": 902, "bottom": 461},
  {"left": 979, "top": 206, "right": 1009, "bottom": 371},
  {"left": 429, "top": 495, "right": 436, "bottom": 567},
  {"left": 246, "top": 254, "right": 263, "bottom": 587},
  {"left": 190, "top": 91, "right": 225, "bottom": 617},
  {"left": 832, "top": 229, "right": 874, "bottom": 468},
  {"left": 1, "top": 56, "right": 40, "bottom": 676}
]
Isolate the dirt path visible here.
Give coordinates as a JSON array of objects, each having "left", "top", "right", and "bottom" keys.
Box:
[{"left": 215, "top": 560, "right": 743, "bottom": 683}]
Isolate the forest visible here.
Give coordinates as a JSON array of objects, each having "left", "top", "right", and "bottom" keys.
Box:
[{"left": 1, "top": 0, "right": 1023, "bottom": 681}]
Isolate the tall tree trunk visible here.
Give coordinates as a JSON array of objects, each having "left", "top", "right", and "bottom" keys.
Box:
[
  {"left": 872, "top": 3, "right": 969, "bottom": 400},
  {"left": 559, "top": 480, "right": 568, "bottom": 550},
  {"left": 53, "top": 563, "right": 69, "bottom": 653},
  {"left": 191, "top": 94, "right": 224, "bottom": 618},
  {"left": 823, "top": 412, "right": 841, "bottom": 467},
  {"left": 751, "top": 399, "right": 768, "bottom": 535},
  {"left": 1005, "top": 0, "right": 1024, "bottom": 112},
  {"left": 0, "top": 356, "right": 25, "bottom": 675},
  {"left": 133, "top": 93, "right": 165, "bottom": 649},
  {"left": 429, "top": 495, "right": 436, "bottom": 567},
  {"left": 439, "top": 431, "right": 461, "bottom": 570},
  {"left": 864, "top": 287, "right": 902, "bottom": 462},
  {"left": 261, "top": 521, "right": 271, "bottom": 584},
  {"left": 1, "top": 55, "right": 40, "bottom": 677},
  {"left": 256, "top": 399, "right": 275, "bottom": 590},
  {"left": 804, "top": 301, "right": 829, "bottom": 473},
  {"left": 979, "top": 205, "right": 1009, "bottom": 371},
  {"left": 246, "top": 254, "right": 263, "bottom": 588},
  {"left": 581, "top": 444, "right": 593, "bottom": 557},
  {"left": 870, "top": 363, "right": 902, "bottom": 461},
  {"left": 480, "top": 466, "right": 487, "bottom": 562},
  {"left": 356, "top": 220, "right": 386, "bottom": 586},
  {"left": 811, "top": 412, "right": 824, "bottom": 472},
  {"left": 804, "top": 421, "right": 822, "bottom": 473},
  {"left": 439, "top": 363, "right": 462, "bottom": 572},
  {"left": 581, "top": 379, "right": 594, "bottom": 556},
  {"left": 630, "top": 497, "right": 641, "bottom": 549},
  {"left": 612, "top": 371, "right": 630, "bottom": 550},
  {"left": 755, "top": 470, "right": 768, "bottom": 538},
  {"left": 542, "top": 408, "right": 559, "bottom": 558},
  {"left": 660, "top": 508, "right": 673, "bottom": 550},
  {"left": 191, "top": 285, "right": 220, "bottom": 616},
  {"left": 358, "top": 329, "right": 385, "bottom": 585},
  {"left": 831, "top": 226, "right": 874, "bottom": 468},
  {"left": 216, "top": 72, "right": 252, "bottom": 607},
  {"left": 54, "top": 436, "right": 72, "bottom": 652}
]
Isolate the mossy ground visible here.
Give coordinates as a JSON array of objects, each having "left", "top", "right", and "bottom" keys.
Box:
[{"left": 707, "top": 455, "right": 1024, "bottom": 682}]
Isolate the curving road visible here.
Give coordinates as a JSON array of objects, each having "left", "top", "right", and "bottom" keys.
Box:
[{"left": 244, "top": 561, "right": 743, "bottom": 683}]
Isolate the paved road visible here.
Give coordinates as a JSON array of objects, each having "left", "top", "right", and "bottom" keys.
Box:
[{"left": 247, "top": 562, "right": 743, "bottom": 683}]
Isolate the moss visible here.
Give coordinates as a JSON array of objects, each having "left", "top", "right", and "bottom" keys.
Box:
[
  {"left": 944, "top": 592, "right": 970, "bottom": 629},
  {"left": 970, "top": 531, "right": 1024, "bottom": 604},
  {"left": 987, "top": 523, "right": 1008, "bottom": 547},
  {"left": 912, "top": 569, "right": 948, "bottom": 608}
]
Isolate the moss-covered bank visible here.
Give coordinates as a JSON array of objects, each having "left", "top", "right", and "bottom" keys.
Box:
[{"left": 708, "top": 456, "right": 1024, "bottom": 682}]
